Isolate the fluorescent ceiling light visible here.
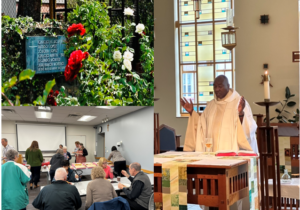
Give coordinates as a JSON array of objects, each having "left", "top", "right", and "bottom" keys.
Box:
[
  {"left": 35, "top": 111, "right": 52, "bottom": 119},
  {"left": 78, "top": 115, "right": 97, "bottom": 122},
  {"left": 37, "top": 106, "right": 52, "bottom": 111},
  {"left": 96, "top": 106, "right": 116, "bottom": 109}
]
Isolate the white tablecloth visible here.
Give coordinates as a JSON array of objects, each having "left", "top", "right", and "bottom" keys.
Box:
[
  {"left": 41, "top": 174, "right": 154, "bottom": 196},
  {"left": 268, "top": 178, "right": 300, "bottom": 199}
]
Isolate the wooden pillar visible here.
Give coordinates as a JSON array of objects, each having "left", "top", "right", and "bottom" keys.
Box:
[{"left": 50, "top": 0, "right": 56, "bottom": 19}]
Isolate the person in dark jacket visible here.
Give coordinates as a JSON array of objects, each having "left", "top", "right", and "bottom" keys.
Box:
[
  {"left": 118, "top": 162, "right": 152, "bottom": 210},
  {"left": 63, "top": 146, "right": 72, "bottom": 161},
  {"left": 52, "top": 160, "right": 79, "bottom": 182},
  {"left": 49, "top": 149, "right": 64, "bottom": 182},
  {"left": 32, "top": 168, "right": 82, "bottom": 210}
]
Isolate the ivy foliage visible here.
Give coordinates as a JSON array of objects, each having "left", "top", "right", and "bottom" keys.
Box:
[{"left": 1, "top": 16, "right": 66, "bottom": 104}]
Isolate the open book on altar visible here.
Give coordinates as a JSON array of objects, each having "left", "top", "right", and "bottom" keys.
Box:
[{"left": 215, "top": 150, "right": 258, "bottom": 156}]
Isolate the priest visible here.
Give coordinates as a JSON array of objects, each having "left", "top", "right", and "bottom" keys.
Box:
[{"left": 181, "top": 75, "right": 258, "bottom": 153}]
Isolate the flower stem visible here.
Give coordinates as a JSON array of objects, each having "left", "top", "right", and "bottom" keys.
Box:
[{"left": 1, "top": 92, "right": 14, "bottom": 106}]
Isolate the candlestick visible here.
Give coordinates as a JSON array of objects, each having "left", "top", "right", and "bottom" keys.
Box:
[
  {"left": 264, "top": 71, "right": 270, "bottom": 102},
  {"left": 226, "top": 9, "right": 233, "bottom": 27}
]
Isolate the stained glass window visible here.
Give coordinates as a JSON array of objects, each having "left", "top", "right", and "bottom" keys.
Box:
[{"left": 177, "top": 0, "right": 234, "bottom": 115}]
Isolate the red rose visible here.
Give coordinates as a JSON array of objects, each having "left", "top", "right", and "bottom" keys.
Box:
[
  {"left": 64, "top": 50, "right": 89, "bottom": 81},
  {"left": 47, "top": 90, "right": 58, "bottom": 106},
  {"left": 67, "top": 23, "right": 86, "bottom": 37},
  {"left": 54, "top": 90, "right": 59, "bottom": 97}
]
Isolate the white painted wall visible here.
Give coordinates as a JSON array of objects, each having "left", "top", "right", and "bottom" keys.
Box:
[
  {"left": 235, "top": 0, "right": 299, "bottom": 120},
  {"left": 96, "top": 107, "right": 154, "bottom": 172},
  {"left": 1, "top": 121, "right": 96, "bottom": 163},
  {"left": 154, "top": 0, "right": 300, "bottom": 144}
]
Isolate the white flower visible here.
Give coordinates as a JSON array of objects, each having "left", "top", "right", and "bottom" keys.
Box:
[
  {"left": 123, "top": 59, "right": 132, "bottom": 71},
  {"left": 135, "top": 23, "right": 145, "bottom": 34},
  {"left": 123, "top": 51, "right": 134, "bottom": 62},
  {"left": 124, "top": 7, "right": 134, "bottom": 16},
  {"left": 113, "top": 50, "right": 122, "bottom": 62},
  {"left": 131, "top": 23, "right": 136, "bottom": 26},
  {"left": 122, "top": 65, "right": 125, "bottom": 70}
]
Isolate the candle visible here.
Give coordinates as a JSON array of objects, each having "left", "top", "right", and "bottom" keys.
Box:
[{"left": 264, "top": 71, "right": 270, "bottom": 101}]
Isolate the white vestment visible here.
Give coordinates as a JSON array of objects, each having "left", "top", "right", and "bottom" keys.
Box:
[{"left": 184, "top": 89, "right": 259, "bottom": 153}]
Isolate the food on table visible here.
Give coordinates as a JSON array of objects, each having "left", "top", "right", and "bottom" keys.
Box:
[{"left": 83, "top": 162, "right": 96, "bottom": 168}]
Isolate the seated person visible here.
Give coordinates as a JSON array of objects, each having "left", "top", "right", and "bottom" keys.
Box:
[
  {"left": 118, "top": 162, "right": 152, "bottom": 210},
  {"left": 52, "top": 160, "right": 79, "bottom": 182},
  {"left": 32, "top": 168, "right": 82, "bottom": 210},
  {"left": 98, "top": 157, "right": 114, "bottom": 179},
  {"left": 85, "top": 166, "right": 117, "bottom": 210}
]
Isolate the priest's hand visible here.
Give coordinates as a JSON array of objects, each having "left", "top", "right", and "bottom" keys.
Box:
[
  {"left": 180, "top": 97, "right": 194, "bottom": 115},
  {"left": 238, "top": 96, "right": 245, "bottom": 115}
]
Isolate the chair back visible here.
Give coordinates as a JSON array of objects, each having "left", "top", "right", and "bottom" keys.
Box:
[
  {"left": 16, "top": 154, "right": 23, "bottom": 164},
  {"left": 159, "top": 124, "right": 176, "bottom": 152},
  {"left": 148, "top": 193, "right": 155, "bottom": 210},
  {"left": 88, "top": 196, "right": 130, "bottom": 210}
]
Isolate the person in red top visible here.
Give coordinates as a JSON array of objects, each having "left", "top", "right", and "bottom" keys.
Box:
[{"left": 97, "top": 157, "right": 113, "bottom": 179}]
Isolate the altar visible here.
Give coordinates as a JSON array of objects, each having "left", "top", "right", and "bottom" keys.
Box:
[{"left": 154, "top": 152, "right": 259, "bottom": 210}]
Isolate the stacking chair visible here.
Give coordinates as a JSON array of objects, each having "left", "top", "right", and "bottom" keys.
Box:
[
  {"left": 159, "top": 124, "right": 181, "bottom": 153},
  {"left": 87, "top": 197, "right": 130, "bottom": 210}
]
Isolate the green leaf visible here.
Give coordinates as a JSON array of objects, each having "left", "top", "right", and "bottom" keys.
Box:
[
  {"left": 35, "top": 79, "right": 56, "bottom": 105},
  {"left": 132, "top": 73, "right": 140, "bottom": 80},
  {"left": 19, "top": 69, "right": 35, "bottom": 82},
  {"left": 289, "top": 94, "right": 295, "bottom": 98},
  {"left": 15, "top": 26, "right": 23, "bottom": 39},
  {"left": 285, "top": 87, "right": 291, "bottom": 99},
  {"left": 100, "top": 44, "right": 108, "bottom": 51},
  {"left": 284, "top": 110, "right": 291, "bottom": 114},
  {"left": 120, "top": 78, "right": 127, "bottom": 85},
  {"left": 125, "top": 98, "right": 133, "bottom": 104},
  {"left": 15, "top": 96, "right": 21, "bottom": 106},
  {"left": 297, "top": 109, "right": 299, "bottom": 114},
  {"left": 270, "top": 117, "right": 275, "bottom": 121},
  {"left": 33, "top": 96, "right": 43, "bottom": 106},
  {"left": 287, "top": 101, "right": 296, "bottom": 107},
  {"left": 275, "top": 109, "right": 281, "bottom": 113},
  {"left": 102, "top": 74, "right": 111, "bottom": 81},
  {"left": 3, "top": 76, "right": 18, "bottom": 92},
  {"left": 129, "top": 84, "right": 136, "bottom": 93},
  {"left": 277, "top": 116, "right": 283, "bottom": 119}
]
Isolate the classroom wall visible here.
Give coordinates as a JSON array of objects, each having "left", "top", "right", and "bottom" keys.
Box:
[
  {"left": 1, "top": 121, "right": 96, "bottom": 163},
  {"left": 154, "top": 0, "right": 300, "bottom": 144},
  {"left": 96, "top": 107, "right": 154, "bottom": 172}
]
